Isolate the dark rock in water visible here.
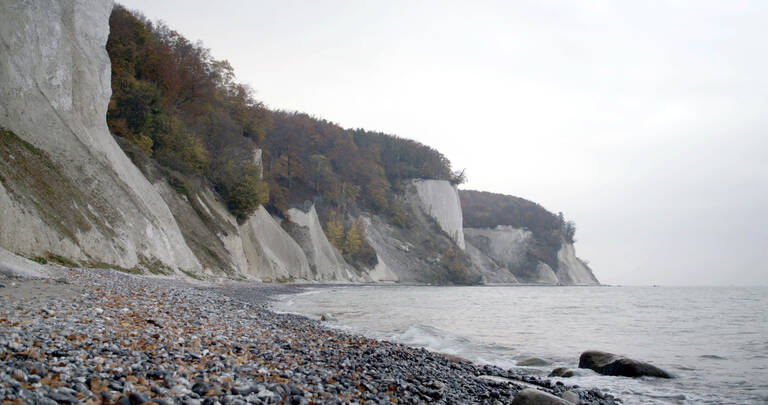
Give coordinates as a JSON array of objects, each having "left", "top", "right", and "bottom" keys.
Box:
[
  {"left": 511, "top": 388, "right": 572, "bottom": 405},
  {"left": 579, "top": 350, "right": 673, "bottom": 378},
  {"left": 549, "top": 367, "right": 575, "bottom": 378},
  {"left": 517, "top": 357, "right": 550, "bottom": 367}
]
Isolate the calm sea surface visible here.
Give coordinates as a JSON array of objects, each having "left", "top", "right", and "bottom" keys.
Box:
[{"left": 275, "top": 286, "right": 768, "bottom": 404}]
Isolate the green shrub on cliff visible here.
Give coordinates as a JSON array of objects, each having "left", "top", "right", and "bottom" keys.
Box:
[
  {"left": 441, "top": 248, "right": 480, "bottom": 285},
  {"left": 226, "top": 175, "right": 269, "bottom": 220}
]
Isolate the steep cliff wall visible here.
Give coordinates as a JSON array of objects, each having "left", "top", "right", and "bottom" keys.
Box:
[
  {"left": 465, "top": 226, "right": 599, "bottom": 285},
  {"left": 153, "top": 181, "right": 249, "bottom": 277},
  {"left": 0, "top": 1, "right": 597, "bottom": 285},
  {"left": 554, "top": 242, "right": 599, "bottom": 285},
  {"left": 464, "top": 226, "right": 532, "bottom": 271},
  {"left": 464, "top": 242, "right": 519, "bottom": 284},
  {"left": 285, "top": 205, "right": 360, "bottom": 282},
  {"left": 357, "top": 180, "right": 482, "bottom": 284},
  {"left": 0, "top": 0, "right": 200, "bottom": 273},
  {"left": 360, "top": 215, "right": 421, "bottom": 282},
  {"left": 239, "top": 207, "right": 312, "bottom": 282},
  {"left": 411, "top": 179, "right": 465, "bottom": 249}
]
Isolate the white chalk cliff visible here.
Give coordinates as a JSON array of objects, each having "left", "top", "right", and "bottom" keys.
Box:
[
  {"left": 239, "top": 207, "right": 312, "bottom": 282},
  {"left": 286, "top": 205, "right": 359, "bottom": 281},
  {"left": 464, "top": 226, "right": 532, "bottom": 271},
  {"left": 411, "top": 179, "right": 465, "bottom": 249},
  {"left": 0, "top": 0, "right": 598, "bottom": 285},
  {"left": 0, "top": 0, "right": 200, "bottom": 273},
  {"left": 465, "top": 226, "right": 599, "bottom": 285},
  {"left": 554, "top": 242, "right": 599, "bottom": 285}
]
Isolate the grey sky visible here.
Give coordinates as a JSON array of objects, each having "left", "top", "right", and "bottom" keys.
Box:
[{"left": 118, "top": 0, "right": 768, "bottom": 286}]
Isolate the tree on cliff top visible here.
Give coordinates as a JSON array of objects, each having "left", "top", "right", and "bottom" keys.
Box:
[
  {"left": 460, "top": 189, "right": 577, "bottom": 271},
  {"left": 107, "top": 5, "right": 460, "bottom": 225}
]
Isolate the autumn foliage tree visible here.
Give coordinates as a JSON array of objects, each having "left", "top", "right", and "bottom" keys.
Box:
[
  {"left": 107, "top": 5, "right": 270, "bottom": 219},
  {"left": 108, "top": 5, "right": 462, "bottom": 233},
  {"left": 227, "top": 175, "right": 270, "bottom": 220}
]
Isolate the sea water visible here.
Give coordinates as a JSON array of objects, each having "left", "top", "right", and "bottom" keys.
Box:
[{"left": 275, "top": 286, "right": 768, "bottom": 404}]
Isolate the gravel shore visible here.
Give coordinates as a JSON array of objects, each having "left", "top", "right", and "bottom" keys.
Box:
[{"left": 0, "top": 268, "right": 619, "bottom": 404}]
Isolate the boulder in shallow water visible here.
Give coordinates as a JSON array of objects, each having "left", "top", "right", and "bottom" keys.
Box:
[
  {"left": 549, "top": 367, "right": 575, "bottom": 377},
  {"left": 511, "top": 389, "right": 572, "bottom": 405},
  {"left": 578, "top": 350, "right": 673, "bottom": 378}
]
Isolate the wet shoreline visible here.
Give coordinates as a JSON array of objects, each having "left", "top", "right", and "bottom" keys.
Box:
[{"left": 1, "top": 269, "right": 619, "bottom": 404}]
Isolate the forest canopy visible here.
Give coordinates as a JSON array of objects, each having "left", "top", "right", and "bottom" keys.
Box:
[
  {"left": 460, "top": 190, "right": 576, "bottom": 272},
  {"left": 460, "top": 190, "right": 576, "bottom": 243},
  {"left": 106, "top": 5, "right": 463, "bottom": 224}
]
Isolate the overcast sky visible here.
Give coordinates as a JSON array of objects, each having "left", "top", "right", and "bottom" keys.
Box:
[{"left": 119, "top": 0, "right": 768, "bottom": 286}]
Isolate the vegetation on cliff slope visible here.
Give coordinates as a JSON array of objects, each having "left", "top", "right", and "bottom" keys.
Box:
[
  {"left": 106, "top": 5, "right": 473, "bottom": 278},
  {"left": 460, "top": 190, "right": 576, "bottom": 272},
  {"left": 107, "top": 5, "right": 463, "bottom": 227}
]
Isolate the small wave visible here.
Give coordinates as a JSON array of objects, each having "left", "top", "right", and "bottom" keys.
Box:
[
  {"left": 699, "top": 354, "right": 727, "bottom": 360},
  {"left": 291, "top": 288, "right": 327, "bottom": 297},
  {"left": 393, "top": 324, "right": 472, "bottom": 356},
  {"left": 645, "top": 393, "right": 687, "bottom": 401},
  {"left": 272, "top": 288, "right": 325, "bottom": 306},
  {"left": 391, "top": 324, "right": 549, "bottom": 375},
  {"left": 622, "top": 387, "right": 690, "bottom": 402}
]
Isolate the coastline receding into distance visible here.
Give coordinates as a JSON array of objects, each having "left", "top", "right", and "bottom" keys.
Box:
[{"left": 2, "top": 0, "right": 766, "bottom": 403}]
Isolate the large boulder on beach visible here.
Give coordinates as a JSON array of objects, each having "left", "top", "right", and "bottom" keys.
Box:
[
  {"left": 511, "top": 389, "right": 572, "bottom": 405},
  {"left": 579, "top": 350, "right": 673, "bottom": 378}
]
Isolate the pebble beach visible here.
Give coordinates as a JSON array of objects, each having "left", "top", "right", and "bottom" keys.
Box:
[{"left": 0, "top": 268, "right": 619, "bottom": 404}]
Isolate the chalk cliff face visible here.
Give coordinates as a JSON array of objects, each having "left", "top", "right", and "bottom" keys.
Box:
[
  {"left": 465, "top": 226, "right": 599, "bottom": 285},
  {"left": 0, "top": 0, "right": 200, "bottom": 273},
  {"left": 554, "top": 242, "right": 599, "bottom": 285},
  {"left": 0, "top": 246, "right": 51, "bottom": 279},
  {"left": 464, "top": 226, "right": 532, "bottom": 271},
  {"left": 359, "top": 181, "right": 470, "bottom": 283},
  {"left": 239, "top": 207, "right": 312, "bottom": 282},
  {"left": 411, "top": 180, "right": 465, "bottom": 249},
  {"left": 361, "top": 180, "right": 502, "bottom": 284},
  {"left": 286, "top": 205, "right": 359, "bottom": 282},
  {"left": 0, "top": 0, "right": 598, "bottom": 285}
]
